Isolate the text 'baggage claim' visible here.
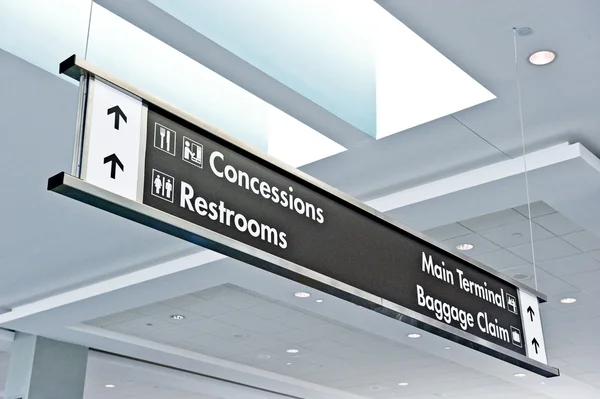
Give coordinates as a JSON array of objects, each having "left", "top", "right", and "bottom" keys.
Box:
[{"left": 417, "top": 253, "right": 514, "bottom": 343}]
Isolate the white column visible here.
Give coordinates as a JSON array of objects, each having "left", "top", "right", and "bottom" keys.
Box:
[{"left": 5, "top": 333, "right": 88, "bottom": 399}]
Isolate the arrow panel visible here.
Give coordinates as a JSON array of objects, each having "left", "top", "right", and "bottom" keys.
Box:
[
  {"left": 82, "top": 78, "right": 143, "bottom": 200},
  {"left": 518, "top": 289, "right": 548, "bottom": 364}
]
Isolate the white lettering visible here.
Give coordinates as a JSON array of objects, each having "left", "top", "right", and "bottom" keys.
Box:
[
  {"left": 209, "top": 151, "right": 224, "bottom": 177},
  {"left": 415, "top": 284, "right": 474, "bottom": 331},
  {"left": 180, "top": 181, "right": 194, "bottom": 210},
  {"left": 194, "top": 196, "right": 207, "bottom": 216}
]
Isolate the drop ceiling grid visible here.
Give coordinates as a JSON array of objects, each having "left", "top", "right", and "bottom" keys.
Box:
[
  {"left": 424, "top": 202, "right": 600, "bottom": 382},
  {"left": 86, "top": 285, "right": 551, "bottom": 399}
]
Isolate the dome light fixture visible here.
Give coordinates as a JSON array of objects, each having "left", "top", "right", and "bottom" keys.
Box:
[
  {"left": 560, "top": 297, "right": 577, "bottom": 304},
  {"left": 528, "top": 50, "right": 556, "bottom": 66},
  {"left": 456, "top": 243, "right": 474, "bottom": 251}
]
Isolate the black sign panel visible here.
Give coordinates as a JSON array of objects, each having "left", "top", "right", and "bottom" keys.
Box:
[{"left": 142, "top": 108, "right": 526, "bottom": 356}]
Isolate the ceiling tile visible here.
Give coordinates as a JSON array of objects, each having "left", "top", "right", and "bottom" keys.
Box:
[
  {"left": 191, "top": 284, "right": 237, "bottom": 300},
  {"left": 107, "top": 316, "right": 173, "bottom": 334},
  {"left": 85, "top": 311, "right": 140, "bottom": 327},
  {"left": 244, "top": 303, "right": 303, "bottom": 320},
  {"left": 131, "top": 303, "right": 178, "bottom": 316},
  {"left": 533, "top": 275, "right": 580, "bottom": 296},
  {"left": 214, "top": 311, "right": 297, "bottom": 335},
  {"left": 182, "top": 333, "right": 255, "bottom": 357},
  {"left": 422, "top": 223, "right": 472, "bottom": 242},
  {"left": 472, "top": 249, "right": 530, "bottom": 271},
  {"left": 480, "top": 220, "right": 553, "bottom": 248},
  {"left": 534, "top": 213, "right": 583, "bottom": 236},
  {"left": 441, "top": 233, "right": 500, "bottom": 256},
  {"left": 211, "top": 290, "right": 271, "bottom": 310},
  {"left": 277, "top": 312, "right": 330, "bottom": 330},
  {"left": 184, "top": 317, "right": 250, "bottom": 336},
  {"left": 141, "top": 325, "right": 203, "bottom": 343},
  {"left": 459, "top": 209, "right": 526, "bottom": 232},
  {"left": 180, "top": 299, "right": 237, "bottom": 317},
  {"left": 160, "top": 294, "right": 203, "bottom": 308},
  {"left": 562, "top": 269, "right": 600, "bottom": 291},
  {"left": 268, "top": 324, "right": 347, "bottom": 344},
  {"left": 561, "top": 230, "right": 600, "bottom": 252},
  {"left": 508, "top": 237, "right": 580, "bottom": 262},
  {"left": 500, "top": 265, "right": 552, "bottom": 285},
  {"left": 513, "top": 201, "right": 557, "bottom": 218},
  {"left": 232, "top": 334, "right": 294, "bottom": 353},
  {"left": 538, "top": 253, "right": 600, "bottom": 277}
]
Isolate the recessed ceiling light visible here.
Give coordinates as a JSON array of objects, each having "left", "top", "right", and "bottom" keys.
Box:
[
  {"left": 560, "top": 297, "right": 577, "bottom": 304},
  {"left": 316, "top": 299, "right": 324, "bottom": 303},
  {"left": 286, "top": 348, "right": 300, "bottom": 354},
  {"left": 257, "top": 354, "right": 271, "bottom": 360},
  {"left": 514, "top": 373, "right": 527, "bottom": 378},
  {"left": 286, "top": 362, "right": 292, "bottom": 365},
  {"left": 105, "top": 384, "right": 116, "bottom": 388},
  {"left": 456, "top": 243, "right": 474, "bottom": 251},
  {"left": 170, "top": 314, "right": 186, "bottom": 320},
  {"left": 529, "top": 50, "right": 556, "bottom": 66},
  {"left": 398, "top": 382, "right": 409, "bottom": 386},
  {"left": 407, "top": 333, "right": 421, "bottom": 339},
  {"left": 294, "top": 292, "right": 311, "bottom": 298},
  {"left": 444, "top": 346, "right": 451, "bottom": 350}
]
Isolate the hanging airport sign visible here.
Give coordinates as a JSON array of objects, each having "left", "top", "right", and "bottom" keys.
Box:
[{"left": 49, "top": 55, "right": 557, "bottom": 377}]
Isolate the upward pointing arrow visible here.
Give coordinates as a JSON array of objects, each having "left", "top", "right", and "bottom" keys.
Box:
[
  {"left": 527, "top": 306, "right": 535, "bottom": 322},
  {"left": 107, "top": 105, "right": 127, "bottom": 130},
  {"left": 531, "top": 337, "right": 540, "bottom": 354},
  {"left": 103, "top": 153, "right": 124, "bottom": 179}
]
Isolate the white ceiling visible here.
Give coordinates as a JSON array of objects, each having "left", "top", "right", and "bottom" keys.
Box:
[
  {"left": 84, "top": 284, "right": 551, "bottom": 399},
  {"left": 2, "top": 1, "right": 600, "bottom": 399},
  {"left": 0, "top": 349, "right": 291, "bottom": 399},
  {"left": 426, "top": 203, "right": 600, "bottom": 384}
]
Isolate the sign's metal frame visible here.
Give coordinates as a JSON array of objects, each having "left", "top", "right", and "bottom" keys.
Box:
[{"left": 50, "top": 55, "right": 559, "bottom": 378}]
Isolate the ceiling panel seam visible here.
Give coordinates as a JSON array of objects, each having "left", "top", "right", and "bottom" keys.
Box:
[{"left": 451, "top": 114, "right": 512, "bottom": 158}]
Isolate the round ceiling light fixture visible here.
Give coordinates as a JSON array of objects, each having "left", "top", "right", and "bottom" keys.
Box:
[
  {"left": 294, "top": 292, "right": 311, "bottom": 298},
  {"left": 398, "top": 382, "right": 409, "bottom": 387},
  {"left": 560, "top": 297, "right": 577, "bottom": 304},
  {"left": 514, "top": 373, "right": 527, "bottom": 378},
  {"left": 105, "top": 384, "right": 116, "bottom": 388},
  {"left": 517, "top": 27, "right": 533, "bottom": 36},
  {"left": 407, "top": 333, "right": 421, "bottom": 339},
  {"left": 315, "top": 299, "right": 324, "bottom": 303},
  {"left": 170, "top": 314, "right": 186, "bottom": 320},
  {"left": 286, "top": 348, "right": 300, "bottom": 354},
  {"left": 512, "top": 273, "right": 530, "bottom": 281},
  {"left": 528, "top": 50, "right": 556, "bottom": 66},
  {"left": 456, "top": 243, "right": 474, "bottom": 251}
]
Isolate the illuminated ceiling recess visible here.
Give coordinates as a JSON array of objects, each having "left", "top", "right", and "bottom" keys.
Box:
[
  {"left": 148, "top": 0, "right": 496, "bottom": 139},
  {"left": 0, "top": 0, "right": 345, "bottom": 168}
]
